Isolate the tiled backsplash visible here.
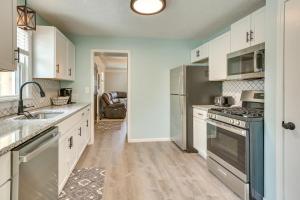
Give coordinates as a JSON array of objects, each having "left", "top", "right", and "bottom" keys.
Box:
[
  {"left": 0, "top": 79, "right": 60, "bottom": 118},
  {"left": 222, "top": 79, "right": 264, "bottom": 105}
]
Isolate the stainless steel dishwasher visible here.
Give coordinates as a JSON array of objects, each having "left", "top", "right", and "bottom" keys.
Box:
[{"left": 12, "top": 127, "right": 59, "bottom": 200}]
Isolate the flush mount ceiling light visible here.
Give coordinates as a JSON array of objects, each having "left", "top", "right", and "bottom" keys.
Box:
[
  {"left": 17, "top": 0, "right": 36, "bottom": 31},
  {"left": 130, "top": 0, "right": 166, "bottom": 15}
]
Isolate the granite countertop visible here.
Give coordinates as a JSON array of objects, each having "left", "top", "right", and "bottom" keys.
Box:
[
  {"left": 192, "top": 105, "right": 219, "bottom": 111},
  {"left": 0, "top": 103, "right": 90, "bottom": 156}
]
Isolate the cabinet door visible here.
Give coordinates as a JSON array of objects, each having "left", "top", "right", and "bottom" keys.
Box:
[
  {"left": 0, "top": 181, "right": 11, "bottom": 200},
  {"left": 76, "top": 123, "right": 86, "bottom": 159},
  {"left": 58, "top": 132, "right": 72, "bottom": 191},
  {"left": 251, "top": 7, "right": 265, "bottom": 46},
  {"left": 230, "top": 15, "right": 251, "bottom": 52},
  {"left": 58, "top": 127, "right": 77, "bottom": 191},
  {"left": 209, "top": 32, "right": 230, "bottom": 81},
  {"left": 55, "top": 30, "right": 68, "bottom": 79},
  {"left": 191, "top": 47, "right": 200, "bottom": 63},
  {"left": 67, "top": 41, "right": 75, "bottom": 80},
  {"left": 193, "top": 117, "right": 201, "bottom": 152},
  {"left": 200, "top": 43, "right": 209, "bottom": 60},
  {"left": 198, "top": 119, "right": 207, "bottom": 159},
  {"left": 191, "top": 43, "right": 209, "bottom": 63},
  {"left": 85, "top": 107, "right": 91, "bottom": 144},
  {"left": 0, "top": 0, "right": 17, "bottom": 71}
]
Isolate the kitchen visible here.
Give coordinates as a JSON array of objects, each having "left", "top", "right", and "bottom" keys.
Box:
[{"left": 0, "top": 0, "right": 299, "bottom": 200}]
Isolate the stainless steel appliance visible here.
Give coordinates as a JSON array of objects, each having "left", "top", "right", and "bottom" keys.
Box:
[
  {"left": 12, "top": 127, "right": 59, "bottom": 200},
  {"left": 207, "top": 90, "right": 264, "bottom": 200},
  {"left": 170, "top": 65, "right": 222, "bottom": 152},
  {"left": 214, "top": 96, "right": 234, "bottom": 107},
  {"left": 60, "top": 88, "right": 72, "bottom": 104},
  {"left": 227, "top": 43, "right": 265, "bottom": 80}
]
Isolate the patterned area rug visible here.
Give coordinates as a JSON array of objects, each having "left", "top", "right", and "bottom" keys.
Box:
[{"left": 59, "top": 168, "right": 105, "bottom": 200}]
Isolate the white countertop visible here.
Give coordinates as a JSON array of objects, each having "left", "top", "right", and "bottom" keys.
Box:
[{"left": 0, "top": 103, "right": 90, "bottom": 156}]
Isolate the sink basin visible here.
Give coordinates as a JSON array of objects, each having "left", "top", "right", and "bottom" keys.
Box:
[{"left": 14, "top": 111, "right": 64, "bottom": 120}]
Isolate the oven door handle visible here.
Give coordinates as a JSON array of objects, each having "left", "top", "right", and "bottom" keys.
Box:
[{"left": 207, "top": 120, "right": 247, "bottom": 137}]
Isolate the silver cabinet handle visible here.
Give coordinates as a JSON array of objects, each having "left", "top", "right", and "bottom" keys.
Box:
[
  {"left": 246, "top": 32, "right": 250, "bottom": 43},
  {"left": 20, "top": 135, "right": 59, "bottom": 163},
  {"left": 14, "top": 48, "right": 20, "bottom": 63},
  {"left": 250, "top": 30, "right": 254, "bottom": 41}
]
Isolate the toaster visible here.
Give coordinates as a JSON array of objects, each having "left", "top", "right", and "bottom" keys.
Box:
[{"left": 214, "top": 96, "right": 234, "bottom": 107}]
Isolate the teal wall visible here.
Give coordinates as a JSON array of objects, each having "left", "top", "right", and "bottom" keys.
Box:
[{"left": 61, "top": 36, "right": 191, "bottom": 140}]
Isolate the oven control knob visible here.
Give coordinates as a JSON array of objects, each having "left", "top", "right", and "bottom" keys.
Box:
[
  {"left": 235, "top": 120, "right": 241, "bottom": 126},
  {"left": 229, "top": 119, "right": 233, "bottom": 124}
]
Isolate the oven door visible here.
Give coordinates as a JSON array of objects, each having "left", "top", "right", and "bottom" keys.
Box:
[{"left": 207, "top": 119, "right": 249, "bottom": 182}]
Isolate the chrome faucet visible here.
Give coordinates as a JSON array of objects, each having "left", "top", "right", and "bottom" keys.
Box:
[{"left": 18, "top": 81, "right": 46, "bottom": 115}]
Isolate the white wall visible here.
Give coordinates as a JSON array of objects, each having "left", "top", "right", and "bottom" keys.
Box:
[{"left": 104, "top": 71, "right": 127, "bottom": 92}]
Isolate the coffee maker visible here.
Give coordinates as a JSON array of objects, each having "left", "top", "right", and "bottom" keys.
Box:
[{"left": 60, "top": 88, "right": 72, "bottom": 104}]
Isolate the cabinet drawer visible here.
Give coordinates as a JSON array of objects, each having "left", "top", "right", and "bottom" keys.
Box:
[
  {"left": 193, "top": 108, "right": 208, "bottom": 119},
  {"left": 58, "top": 110, "right": 85, "bottom": 135},
  {"left": 0, "top": 152, "right": 11, "bottom": 186},
  {"left": 0, "top": 180, "right": 11, "bottom": 200}
]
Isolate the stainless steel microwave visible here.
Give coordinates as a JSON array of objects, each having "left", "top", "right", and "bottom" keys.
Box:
[{"left": 227, "top": 43, "right": 265, "bottom": 80}]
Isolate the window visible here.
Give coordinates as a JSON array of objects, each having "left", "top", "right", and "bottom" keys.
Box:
[{"left": 0, "top": 28, "right": 31, "bottom": 98}]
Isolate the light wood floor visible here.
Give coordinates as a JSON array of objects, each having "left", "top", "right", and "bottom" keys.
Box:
[{"left": 76, "top": 121, "right": 240, "bottom": 200}]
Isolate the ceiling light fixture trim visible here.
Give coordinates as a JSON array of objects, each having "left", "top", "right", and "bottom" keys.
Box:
[{"left": 130, "top": 0, "right": 166, "bottom": 15}]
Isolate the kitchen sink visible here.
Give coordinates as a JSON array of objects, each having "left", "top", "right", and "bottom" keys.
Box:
[{"left": 14, "top": 111, "right": 64, "bottom": 120}]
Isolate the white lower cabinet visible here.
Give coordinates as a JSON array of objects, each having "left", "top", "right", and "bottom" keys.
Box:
[
  {"left": 0, "top": 152, "right": 11, "bottom": 200},
  {"left": 193, "top": 108, "right": 208, "bottom": 159},
  {"left": 58, "top": 106, "right": 91, "bottom": 192},
  {"left": 0, "top": 180, "right": 11, "bottom": 200}
]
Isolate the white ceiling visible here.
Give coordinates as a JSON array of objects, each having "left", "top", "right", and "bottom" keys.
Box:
[
  {"left": 28, "top": 0, "right": 265, "bottom": 40},
  {"left": 95, "top": 52, "right": 128, "bottom": 70}
]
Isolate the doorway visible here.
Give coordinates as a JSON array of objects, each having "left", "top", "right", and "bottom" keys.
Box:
[{"left": 90, "top": 50, "right": 131, "bottom": 140}]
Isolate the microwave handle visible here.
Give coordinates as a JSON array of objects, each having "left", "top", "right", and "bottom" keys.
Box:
[{"left": 254, "top": 51, "right": 264, "bottom": 72}]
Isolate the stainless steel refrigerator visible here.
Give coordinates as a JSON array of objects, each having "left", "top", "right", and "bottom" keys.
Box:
[{"left": 170, "top": 65, "right": 222, "bottom": 152}]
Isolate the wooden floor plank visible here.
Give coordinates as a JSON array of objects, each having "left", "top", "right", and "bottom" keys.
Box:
[{"left": 76, "top": 121, "right": 240, "bottom": 200}]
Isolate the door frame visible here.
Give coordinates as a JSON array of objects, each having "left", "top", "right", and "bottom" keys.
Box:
[
  {"left": 274, "top": 0, "right": 286, "bottom": 199},
  {"left": 90, "top": 49, "right": 131, "bottom": 143}
]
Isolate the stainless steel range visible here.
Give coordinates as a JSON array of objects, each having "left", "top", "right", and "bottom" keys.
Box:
[{"left": 207, "top": 90, "right": 264, "bottom": 200}]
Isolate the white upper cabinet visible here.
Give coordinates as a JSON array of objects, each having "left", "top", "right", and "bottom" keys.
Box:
[
  {"left": 251, "top": 7, "right": 265, "bottom": 46},
  {"left": 191, "top": 42, "right": 209, "bottom": 63},
  {"left": 209, "top": 31, "right": 230, "bottom": 81},
  {"left": 67, "top": 41, "right": 76, "bottom": 80},
  {"left": 55, "top": 30, "right": 68, "bottom": 79},
  {"left": 0, "top": 0, "right": 17, "bottom": 71},
  {"left": 230, "top": 15, "right": 251, "bottom": 53},
  {"left": 230, "top": 6, "right": 265, "bottom": 52},
  {"left": 33, "top": 26, "right": 75, "bottom": 81}
]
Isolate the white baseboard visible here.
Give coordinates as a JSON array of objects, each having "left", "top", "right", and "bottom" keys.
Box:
[{"left": 128, "top": 138, "right": 171, "bottom": 143}]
